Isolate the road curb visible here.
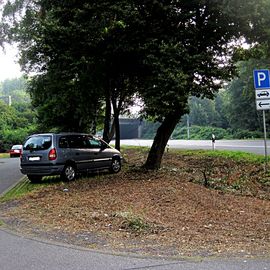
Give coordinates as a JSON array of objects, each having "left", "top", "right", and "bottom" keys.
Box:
[
  {"left": 0, "top": 175, "right": 27, "bottom": 197},
  {"left": 0, "top": 225, "right": 196, "bottom": 262}
]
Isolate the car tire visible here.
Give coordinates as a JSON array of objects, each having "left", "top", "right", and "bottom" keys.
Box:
[
  {"left": 110, "top": 158, "right": 121, "bottom": 173},
  {"left": 61, "top": 164, "right": 76, "bottom": 181},
  {"left": 27, "top": 175, "right": 42, "bottom": 183}
]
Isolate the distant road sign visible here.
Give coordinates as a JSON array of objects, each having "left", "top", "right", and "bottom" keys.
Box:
[
  {"left": 256, "top": 100, "right": 270, "bottom": 110},
  {"left": 254, "top": 69, "right": 270, "bottom": 89},
  {"left": 253, "top": 70, "right": 269, "bottom": 166}
]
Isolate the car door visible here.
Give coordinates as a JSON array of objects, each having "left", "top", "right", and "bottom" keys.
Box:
[
  {"left": 87, "top": 137, "right": 111, "bottom": 169},
  {"left": 67, "top": 135, "right": 92, "bottom": 172}
]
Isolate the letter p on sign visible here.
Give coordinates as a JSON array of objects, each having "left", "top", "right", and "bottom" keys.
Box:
[{"left": 254, "top": 69, "right": 270, "bottom": 89}]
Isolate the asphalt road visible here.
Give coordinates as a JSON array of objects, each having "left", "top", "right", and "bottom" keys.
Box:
[
  {"left": 120, "top": 139, "right": 270, "bottom": 155},
  {"left": 0, "top": 228, "right": 269, "bottom": 270},
  {"left": 0, "top": 157, "right": 23, "bottom": 195}
]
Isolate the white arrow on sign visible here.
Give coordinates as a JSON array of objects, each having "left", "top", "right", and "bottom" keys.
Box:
[{"left": 256, "top": 100, "right": 270, "bottom": 110}]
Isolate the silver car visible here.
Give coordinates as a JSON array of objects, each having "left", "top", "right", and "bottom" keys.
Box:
[{"left": 20, "top": 133, "right": 122, "bottom": 182}]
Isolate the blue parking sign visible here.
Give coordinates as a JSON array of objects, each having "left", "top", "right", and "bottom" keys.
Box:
[{"left": 253, "top": 69, "right": 270, "bottom": 89}]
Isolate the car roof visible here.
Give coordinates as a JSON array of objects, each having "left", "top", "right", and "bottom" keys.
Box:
[{"left": 28, "top": 133, "right": 94, "bottom": 137}]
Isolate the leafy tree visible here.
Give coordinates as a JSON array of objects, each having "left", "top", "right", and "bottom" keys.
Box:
[
  {"left": 2, "top": 0, "right": 270, "bottom": 169},
  {"left": 1, "top": 77, "right": 25, "bottom": 95},
  {"left": 187, "top": 94, "right": 229, "bottom": 129},
  {"left": 214, "top": 92, "right": 229, "bottom": 129},
  {"left": 0, "top": 100, "right": 16, "bottom": 128},
  {"left": 0, "top": 76, "right": 37, "bottom": 149},
  {"left": 1, "top": 1, "right": 143, "bottom": 149},
  {"left": 224, "top": 59, "right": 269, "bottom": 131},
  {"left": 0, "top": 99, "right": 35, "bottom": 149},
  {"left": 136, "top": 0, "right": 270, "bottom": 169},
  {"left": 0, "top": 77, "right": 30, "bottom": 103}
]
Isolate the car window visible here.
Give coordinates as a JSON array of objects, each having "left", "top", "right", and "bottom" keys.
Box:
[
  {"left": 23, "top": 136, "right": 52, "bottom": 151},
  {"left": 89, "top": 138, "right": 101, "bottom": 149},
  {"left": 59, "top": 137, "right": 69, "bottom": 148},
  {"left": 11, "top": 145, "right": 22, "bottom": 150},
  {"left": 68, "top": 135, "right": 90, "bottom": 148}
]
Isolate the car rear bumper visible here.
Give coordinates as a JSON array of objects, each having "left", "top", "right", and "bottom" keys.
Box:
[
  {"left": 20, "top": 164, "right": 64, "bottom": 176},
  {"left": 10, "top": 153, "right": 21, "bottom": 157}
]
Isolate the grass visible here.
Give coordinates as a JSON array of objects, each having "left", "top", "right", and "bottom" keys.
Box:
[
  {"left": 0, "top": 176, "right": 64, "bottom": 202},
  {"left": 121, "top": 146, "right": 265, "bottom": 164},
  {"left": 172, "top": 149, "right": 265, "bottom": 164},
  {"left": 115, "top": 211, "right": 150, "bottom": 233},
  {"left": 0, "top": 153, "right": 9, "bottom": 158},
  {"left": 0, "top": 175, "right": 69, "bottom": 202},
  {"left": 0, "top": 179, "right": 38, "bottom": 202}
]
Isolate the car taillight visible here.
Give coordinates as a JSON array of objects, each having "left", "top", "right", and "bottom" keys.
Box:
[{"left": 48, "top": 148, "right": 57, "bottom": 160}]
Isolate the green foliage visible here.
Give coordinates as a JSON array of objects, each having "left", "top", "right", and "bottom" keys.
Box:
[
  {"left": 224, "top": 59, "right": 269, "bottom": 131},
  {"left": 183, "top": 57, "right": 270, "bottom": 134},
  {"left": 141, "top": 123, "right": 263, "bottom": 140},
  {"left": 1, "top": 0, "right": 143, "bottom": 133},
  {"left": 186, "top": 94, "right": 229, "bottom": 129},
  {"left": 0, "top": 78, "right": 37, "bottom": 150},
  {"left": 1, "top": 77, "right": 26, "bottom": 94},
  {"left": 177, "top": 149, "right": 265, "bottom": 164},
  {"left": 0, "top": 125, "right": 36, "bottom": 149},
  {"left": 3, "top": 0, "right": 270, "bottom": 168},
  {"left": 0, "top": 176, "right": 63, "bottom": 202},
  {"left": 0, "top": 77, "right": 29, "bottom": 103},
  {"left": 123, "top": 216, "right": 149, "bottom": 233},
  {"left": 189, "top": 126, "right": 227, "bottom": 140},
  {"left": 115, "top": 211, "right": 150, "bottom": 233},
  {"left": 183, "top": 126, "right": 263, "bottom": 140}
]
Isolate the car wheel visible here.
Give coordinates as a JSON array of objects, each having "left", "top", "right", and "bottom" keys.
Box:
[
  {"left": 27, "top": 175, "right": 42, "bottom": 183},
  {"left": 62, "top": 164, "right": 76, "bottom": 181},
  {"left": 110, "top": 158, "right": 121, "bottom": 173}
]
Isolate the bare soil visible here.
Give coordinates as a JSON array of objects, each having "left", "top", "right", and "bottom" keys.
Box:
[{"left": 0, "top": 149, "right": 270, "bottom": 258}]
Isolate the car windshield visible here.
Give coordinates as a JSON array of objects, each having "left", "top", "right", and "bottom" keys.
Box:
[
  {"left": 23, "top": 136, "right": 52, "bottom": 151},
  {"left": 11, "top": 145, "right": 22, "bottom": 150}
]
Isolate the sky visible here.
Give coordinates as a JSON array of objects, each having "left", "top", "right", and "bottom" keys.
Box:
[{"left": 0, "top": 44, "right": 22, "bottom": 82}]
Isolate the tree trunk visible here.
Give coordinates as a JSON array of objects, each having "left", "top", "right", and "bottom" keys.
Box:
[
  {"left": 102, "top": 93, "right": 111, "bottom": 143},
  {"left": 111, "top": 96, "right": 121, "bottom": 151},
  {"left": 107, "top": 119, "right": 115, "bottom": 142},
  {"left": 144, "top": 112, "right": 181, "bottom": 170},
  {"left": 114, "top": 111, "right": 120, "bottom": 151}
]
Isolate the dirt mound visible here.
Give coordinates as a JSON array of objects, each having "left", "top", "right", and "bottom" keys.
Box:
[{"left": 1, "top": 149, "right": 269, "bottom": 258}]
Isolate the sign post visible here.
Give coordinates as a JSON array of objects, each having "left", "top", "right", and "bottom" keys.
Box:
[
  {"left": 211, "top": 134, "right": 215, "bottom": 151},
  {"left": 263, "top": 110, "right": 268, "bottom": 163},
  {"left": 253, "top": 69, "right": 270, "bottom": 171}
]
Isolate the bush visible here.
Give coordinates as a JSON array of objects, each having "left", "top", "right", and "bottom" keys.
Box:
[
  {"left": 140, "top": 123, "right": 264, "bottom": 140},
  {"left": 232, "top": 129, "right": 262, "bottom": 139},
  {"left": 0, "top": 125, "right": 37, "bottom": 150},
  {"left": 171, "top": 125, "right": 228, "bottom": 140}
]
